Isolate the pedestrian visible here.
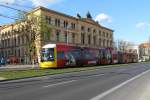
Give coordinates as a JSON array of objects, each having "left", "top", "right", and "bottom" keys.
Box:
[
  {"left": 7, "top": 58, "right": 10, "bottom": 64},
  {"left": 1, "top": 57, "right": 5, "bottom": 66},
  {"left": 21, "top": 58, "right": 24, "bottom": 64}
]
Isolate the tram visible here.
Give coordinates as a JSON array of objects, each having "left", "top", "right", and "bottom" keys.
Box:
[
  {"left": 40, "top": 43, "right": 138, "bottom": 68},
  {"left": 40, "top": 43, "right": 97, "bottom": 68}
]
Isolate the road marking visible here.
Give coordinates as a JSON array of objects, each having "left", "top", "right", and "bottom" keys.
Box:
[
  {"left": 43, "top": 80, "right": 77, "bottom": 88},
  {"left": 90, "top": 69, "right": 150, "bottom": 100},
  {"left": 93, "top": 74, "right": 105, "bottom": 77}
]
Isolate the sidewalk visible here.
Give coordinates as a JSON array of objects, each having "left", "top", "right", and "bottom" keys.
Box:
[{"left": 0, "top": 64, "right": 39, "bottom": 71}]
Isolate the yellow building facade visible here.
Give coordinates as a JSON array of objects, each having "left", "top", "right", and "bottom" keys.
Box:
[{"left": 0, "top": 6, "right": 114, "bottom": 64}]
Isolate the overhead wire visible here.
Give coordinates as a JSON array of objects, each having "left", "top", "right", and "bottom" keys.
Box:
[
  {"left": 0, "top": 3, "right": 28, "bottom": 20},
  {"left": 0, "top": 1, "right": 34, "bottom": 9},
  {"left": 0, "top": 13, "right": 18, "bottom": 20},
  {"left": 0, "top": 4, "right": 27, "bottom": 13},
  {"left": 0, "top": 2, "right": 44, "bottom": 25}
]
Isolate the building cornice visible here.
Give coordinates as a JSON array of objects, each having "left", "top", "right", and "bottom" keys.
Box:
[
  {"left": 1, "top": 6, "right": 114, "bottom": 32},
  {"left": 31, "top": 6, "right": 114, "bottom": 32}
]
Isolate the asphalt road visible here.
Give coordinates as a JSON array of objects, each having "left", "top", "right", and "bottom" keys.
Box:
[{"left": 0, "top": 63, "right": 150, "bottom": 100}]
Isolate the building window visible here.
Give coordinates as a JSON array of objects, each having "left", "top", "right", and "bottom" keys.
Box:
[
  {"left": 2, "top": 40, "right": 4, "bottom": 48},
  {"left": 8, "top": 39, "right": 10, "bottom": 47},
  {"left": 88, "top": 34, "right": 91, "bottom": 45},
  {"left": 18, "top": 49, "right": 20, "bottom": 57},
  {"left": 71, "top": 23, "right": 76, "bottom": 30},
  {"left": 88, "top": 28, "right": 91, "bottom": 32},
  {"left": 45, "top": 16, "right": 51, "bottom": 24},
  {"left": 22, "top": 36, "right": 24, "bottom": 45},
  {"left": 3, "top": 40, "right": 6, "bottom": 48},
  {"left": 6, "top": 39, "right": 9, "bottom": 47},
  {"left": 81, "top": 33, "right": 85, "bottom": 44},
  {"left": 55, "top": 19, "right": 60, "bottom": 27},
  {"left": 55, "top": 19, "right": 57, "bottom": 26},
  {"left": 110, "top": 40, "right": 113, "bottom": 47},
  {"left": 72, "top": 33, "right": 75, "bottom": 43},
  {"left": 93, "top": 29, "right": 96, "bottom": 33},
  {"left": 4, "top": 38, "right": 6, "bottom": 45},
  {"left": 56, "top": 30, "right": 60, "bottom": 42},
  {"left": 81, "top": 26, "right": 85, "bottom": 31},
  {"left": 14, "top": 38, "right": 16, "bottom": 46},
  {"left": 107, "top": 33, "right": 109, "bottom": 38},
  {"left": 64, "top": 32, "right": 67, "bottom": 43},
  {"left": 106, "top": 40, "right": 108, "bottom": 47},
  {"left": 7, "top": 31, "right": 10, "bottom": 36},
  {"left": 103, "top": 39, "right": 105, "bottom": 47},
  {"left": 14, "top": 49, "right": 16, "bottom": 56},
  {"left": 107, "top": 40, "right": 110, "bottom": 47},
  {"left": 18, "top": 36, "right": 20, "bottom": 46},
  {"left": 6, "top": 40, "right": 8, "bottom": 47},
  {"left": 110, "top": 33, "right": 112, "bottom": 38},
  {"left": 99, "top": 38, "right": 101, "bottom": 46},
  {"left": 5, "top": 50, "right": 7, "bottom": 57},
  {"left": 8, "top": 50, "right": 10, "bottom": 56},
  {"left": 103, "top": 32, "right": 105, "bottom": 37},
  {"left": 24, "top": 36, "right": 26, "bottom": 45},
  {"left": 106, "top": 33, "right": 109, "bottom": 38},
  {"left": 58, "top": 19, "right": 60, "bottom": 27},
  {"left": 64, "top": 21, "right": 68, "bottom": 28},
  {"left": 93, "top": 36, "right": 96, "bottom": 45},
  {"left": 22, "top": 48, "right": 24, "bottom": 56},
  {"left": 21, "top": 26, "right": 25, "bottom": 32},
  {"left": 99, "top": 30, "right": 101, "bottom": 36}
]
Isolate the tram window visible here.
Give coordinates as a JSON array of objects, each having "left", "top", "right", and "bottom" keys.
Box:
[
  {"left": 65, "top": 52, "right": 76, "bottom": 63},
  {"left": 70, "top": 50, "right": 81, "bottom": 59},
  {"left": 99, "top": 50, "right": 105, "bottom": 59},
  {"left": 66, "top": 52, "right": 74, "bottom": 59},
  {"left": 84, "top": 50, "right": 93, "bottom": 59},
  {"left": 106, "top": 51, "right": 112, "bottom": 59},
  {"left": 57, "top": 51, "right": 65, "bottom": 59},
  {"left": 99, "top": 50, "right": 102, "bottom": 58},
  {"left": 41, "top": 48, "right": 55, "bottom": 61}
]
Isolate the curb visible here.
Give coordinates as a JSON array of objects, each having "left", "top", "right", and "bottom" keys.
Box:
[
  {"left": 0, "top": 64, "right": 39, "bottom": 71},
  {"left": 0, "top": 77, "right": 6, "bottom": 81}
]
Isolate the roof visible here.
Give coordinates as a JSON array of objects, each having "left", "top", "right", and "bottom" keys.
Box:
[
  {"left": 0, "top": 6, "right": 114, "bottom": 32},
  {"left": 139, "top": 42, "right": 150, "bottom": 48},
  {"left": 31, "top": 6, "right": 114, "bottom": 32}
]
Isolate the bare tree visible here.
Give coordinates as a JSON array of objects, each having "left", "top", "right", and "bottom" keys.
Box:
[{"left": 117, "top": 39, "right": 134, "bottom": 52}]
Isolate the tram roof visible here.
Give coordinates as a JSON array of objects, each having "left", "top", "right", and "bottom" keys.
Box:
[{"left": 42, "top": 44, "right": 56, "bottom": 48}]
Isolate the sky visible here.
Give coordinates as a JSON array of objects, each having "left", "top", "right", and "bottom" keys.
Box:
[{"left": 0, "top": 0, "right": 150, "bottom": 45}]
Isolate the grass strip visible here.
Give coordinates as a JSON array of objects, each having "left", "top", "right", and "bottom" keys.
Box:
[{"left": 0, "top": 64, "right": 130, "bottom": 80}]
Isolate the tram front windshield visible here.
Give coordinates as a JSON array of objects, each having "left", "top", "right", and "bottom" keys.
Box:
[{"left": 41, "top": 48, "right": 55, "bottom": 61}]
